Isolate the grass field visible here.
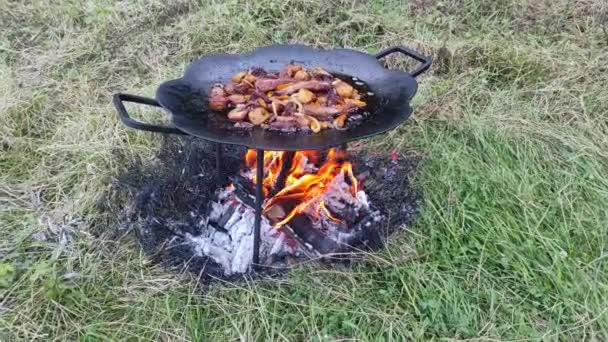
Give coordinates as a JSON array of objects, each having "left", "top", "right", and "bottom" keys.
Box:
[{"left": 1, "top": 0, "right": 608, "bottom": 340}]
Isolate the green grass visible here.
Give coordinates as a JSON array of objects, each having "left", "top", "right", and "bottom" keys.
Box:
[{"left": 1, "top": 0, "right": 608, "bottom": 340}]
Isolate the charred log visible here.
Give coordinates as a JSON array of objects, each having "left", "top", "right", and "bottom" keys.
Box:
[
  {"left": 288, "top": 215, "right": 339, "bottom": 255},
  {"left": 214, "top": 203, "right": 236, "bottom": 228},
  {"left": 231, "top": 174, "right": 255, "bottom": 207},
  {"left": 268, "top": 151, "right": 295, "bottom": 198}
]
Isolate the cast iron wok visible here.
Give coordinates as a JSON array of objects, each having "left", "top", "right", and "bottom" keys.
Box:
[{"left": 113, "top": 44, "right": 431, "bottom": 151}]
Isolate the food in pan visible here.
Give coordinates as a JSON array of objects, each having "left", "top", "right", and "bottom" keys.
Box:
[{"left": 208, "top": 64, "right": 368, "bottom": 133}]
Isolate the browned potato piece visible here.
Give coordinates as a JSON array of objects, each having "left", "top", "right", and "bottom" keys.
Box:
[
  {"left": 317, "top": 95, "right": 328, "bottom": 105},
  {"left": 297, "top": 88, "right": 315, "bottom": 104},
  {"left": 333, "top": 114, "right": 347, "bottom": 128},
  {"left": 248, "top": 107, "right": 270, "bottom": 125},
  {"left": 232, "top": 71, "right": 247, "bottom": 83},
  {"left": 286, "top": 64, "right": 303, "bottom": 77},
  {"left": 334, "top": 80, "right": 354, "bottom": 98},
  {"left": 227, "top": 105, "right": 248, "bottom": 121},
  {"left": 244, "top": 74, "right": 256, "bottom": 84},
  {"left": 294, "top": 70, "right": 310, "bottom": 81}
]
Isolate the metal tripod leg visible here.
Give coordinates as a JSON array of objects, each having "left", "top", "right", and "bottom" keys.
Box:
[
  {"left": 252, "top": 149, "right": 264, "bottom": 267},
  {"left": 216, "top": 143, "right": 223, "bottom": 184}
]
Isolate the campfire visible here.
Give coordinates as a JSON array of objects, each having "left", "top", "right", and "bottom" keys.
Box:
[
  {"left": 120, "top": 138, "right": 420, "bottom": 281},
  {"left": 247, "top": 148, "right": 361, "bottom": 228},
  {"left": 113, "top": 44, "right": 430, "bottom": 280},
  {"left": 186, "top": 147, "right": 382, "bottom": 276}
]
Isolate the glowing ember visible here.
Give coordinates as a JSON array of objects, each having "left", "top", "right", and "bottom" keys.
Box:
[{"left": 244, "top": 148, "right": 360, "bottom": 228}]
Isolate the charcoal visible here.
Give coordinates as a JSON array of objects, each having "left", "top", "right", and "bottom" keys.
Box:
[
  {"left": 288, "top": 215, "right": 338, "bottom": 255},
  {"left": 215, "top": 203, "right": 236, "bottom": 228},
  {"left": 231, "top": 174, "right": 255, "bottom": 207},
  {"left": 324, "top": 198, "right": 358, "bottom": 226}
]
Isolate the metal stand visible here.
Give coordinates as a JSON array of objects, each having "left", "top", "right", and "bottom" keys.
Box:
[
  {"left": 252, "top": 149, "right": 264, "bottom": 267},
  {"left": 216, "top": 143, "right": 223, "bottom": 184}
]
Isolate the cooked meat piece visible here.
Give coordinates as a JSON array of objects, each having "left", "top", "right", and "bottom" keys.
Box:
[
  {"left": 224, "top": 82, "right": 250, "bottom": 94},
  {"left": 209, "top": 96, "right": 228, "bottom": 111},
  {"left": 274, "top": 116, "right": 298, "bottom": 123},
  {"left": 275, "top": 81, "right": 331, "bottom": 95},
  {"left": 251, "top": 88, "right": 271, "bottom": 103},
  {"left": 227, "top": 105, "right": 248, "bottom": 121},
  {"left": 338, "top": 101, "right": 362, "bottom": 113},
  {"left": 209, "top": 86, "right": 230, "bottom": 111},
  {"left": 228, "top": 94, "right": 247, "bottom": 104},
  {"left": 255, "top": 78, "right": 291, "bottom": 92},
  {"left": 283, "top": 102, "right": 297, "bottom": 116},
  {"left": 303, "top": 104, "right": 340, "bottom": 117},
  {"left": 296, "top": 116, "right": 309, "bottom": 127},
  {"left": 326, "top": 88, "right": 339, "bottom": 106}
]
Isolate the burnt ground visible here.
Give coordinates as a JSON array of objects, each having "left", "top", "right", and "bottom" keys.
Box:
[{"left": 112, "top": 136, "right": 421, "bottom": 282}]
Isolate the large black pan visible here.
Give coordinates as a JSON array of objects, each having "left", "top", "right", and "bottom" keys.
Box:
[{"left": 113, "top": 44, "right": 431, "bottom": 151}]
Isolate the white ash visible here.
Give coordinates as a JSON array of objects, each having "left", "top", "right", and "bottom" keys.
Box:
[
  {"left": 185, "top": 188, "right": 303, "bottom": 276},
  {"left": 184, "top": 154, "right": 381, "bottom": 275},
  {"left": 321, "top": 172, "right": 368, "bottom": 213}
]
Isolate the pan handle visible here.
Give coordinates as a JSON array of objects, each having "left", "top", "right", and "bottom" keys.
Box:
[
  {"left": 375, "top": 46, "right": 432, "bottom": 77},
  {"left": 112, "top": 93, "right": 187, "bottom": 135}
]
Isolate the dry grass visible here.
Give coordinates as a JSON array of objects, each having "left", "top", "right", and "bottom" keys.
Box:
[{"left": 1, "top": 0, "right": 607, "bottom": 340}]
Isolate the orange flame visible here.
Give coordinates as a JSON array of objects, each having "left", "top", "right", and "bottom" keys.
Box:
[{"left": 245, "top": 148, "right": 359, "bottom": 228}]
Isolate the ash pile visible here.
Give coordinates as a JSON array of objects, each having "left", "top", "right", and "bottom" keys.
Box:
[{"left": 113, "top": 137, "right": 420, "bottom": 282}]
